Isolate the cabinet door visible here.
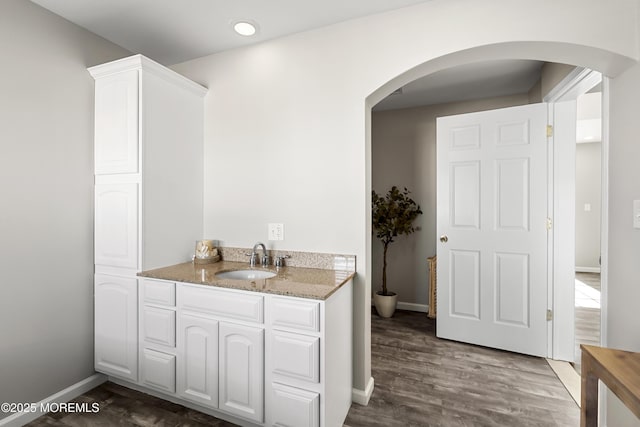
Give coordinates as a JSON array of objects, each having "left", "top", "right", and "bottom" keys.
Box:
[
  {"left": 219, "top": 323, "right": 264, "bottom": 423},
  {"left": 95, "top": 274, "right": 138, "bottom": 381},
  {"left": 95, "top": 183, "right": 139, "bottom": 269},
  {"left": 177, "top": 314, "right": 219, "bottom": 409},
  {"left": 270, "top": 383, "right": 319, "bottom": 427},
  {"left": 94, "top": 69, "right": 139, "bottom": 175}
]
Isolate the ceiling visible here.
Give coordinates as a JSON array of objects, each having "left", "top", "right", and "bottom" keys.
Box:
[
  {"left": 30, "top": 1, "right": 546, "bottom": 110},
  {"left": 30, "top": 0, "right": 432, "bottom": 65},
  {"left": 374, "top": 60, "right": 544, "bottom": 111}
]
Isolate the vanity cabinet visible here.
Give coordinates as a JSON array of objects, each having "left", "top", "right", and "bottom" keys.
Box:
[
  {"left": 90, "top": 55, "right": 206, "bottom": 383},
  {"left": 177, "top": 284, "right": 265, "bottom": 423}
]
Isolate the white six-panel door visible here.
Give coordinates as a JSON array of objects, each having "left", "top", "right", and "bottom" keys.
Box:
[{"left": 436, "top": 103, "right": 549, "bottom": 357}]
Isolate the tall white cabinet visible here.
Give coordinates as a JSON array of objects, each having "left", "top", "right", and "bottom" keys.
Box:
[{"left": 90, "top": 55, "right": 206, "bottom": 381}]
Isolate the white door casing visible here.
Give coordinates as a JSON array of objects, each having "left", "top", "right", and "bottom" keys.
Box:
[{"left": 436, "top": 103, "right": 549, "bottom": 357}]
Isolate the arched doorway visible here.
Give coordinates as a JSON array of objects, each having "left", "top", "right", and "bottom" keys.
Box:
[{"left": 359, "top": 41, "right": 633, "bottom": 406}]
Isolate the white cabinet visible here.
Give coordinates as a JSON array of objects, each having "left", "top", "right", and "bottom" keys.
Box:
[
  {"left": 177, "top": 313, "right": 219, "bottom": 408},
  {"left": 139, "top": 279, "right": 177, "bottom": 394},
  {"left": 90, "top": 55, "right": 206, "bottom": 382},
  {"left": 105, "top": 275, "right": 352, "bottom": 427},
  {"left": 94, "top": 69, "right": 139, "bottom": 175},
  {"left": 219, "top": 322, "right": 264, "bottom": 422},
  {"left": 266, "top": 282, "right": 353, "bottom": 427},
  {"left": 94, "top": 274, "right": 138, "bottom": 381},
  {"left": 94, "top": 183, "right": 139, "bottom": 269},
  {"left": 177, "top": 285, "right": 265, "bottom": 422}
]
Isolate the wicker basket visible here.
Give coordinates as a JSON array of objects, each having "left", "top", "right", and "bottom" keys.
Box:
[{"left": 427, "top": 256, "right": 437, "bottom": 319}]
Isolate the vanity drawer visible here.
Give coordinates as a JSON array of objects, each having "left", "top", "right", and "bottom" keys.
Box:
[
  {"left": 141, "top": 348, "right": 176, "bottom": 393},
  {"left": 271, "top": 297, "right": 320, "bottom": 333},
  {"left": 142, "top": 306, "right": 176, "bottom": 347},
  {"left": 179, "top": 285, "right": 264, "bottom": 324},
  {"left": 270, "top": 383, "right": 319, "bottom": 427},
  {"left": 143, "top": 279, "right": 175, "bottom": 306},
  {"left": 272, "top": 331, "right": 320, "bottom": 384}
]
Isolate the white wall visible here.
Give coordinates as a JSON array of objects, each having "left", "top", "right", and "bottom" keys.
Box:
[
  {"left": 607, "top": 57, "right": 640, "bottom": 427},
  {"left": 371, "top": 94, "right": 529, "bottom": 306},
  {"left": 575, "top": 141, "right": 602, "bottom": 270},
  {"left": 172, "top": 0, "right": 639, "bottom": 400},
  {"left": 171, "top": 0, "right": 639, "bottom": 399},
  {"left": 0, "top": 1, "right": 130, "bottom": 417}
]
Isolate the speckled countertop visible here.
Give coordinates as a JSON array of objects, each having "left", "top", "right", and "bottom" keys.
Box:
[{"left": 137, "top": 261, "right": 355, "bottom": 300}]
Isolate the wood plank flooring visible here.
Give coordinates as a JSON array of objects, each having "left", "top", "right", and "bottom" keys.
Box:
[
  {"left": 344, "top": 310, "right": 579, "bottom": 427},
  {"left": 28, "top": 310, "right": 579, "bottom": 426}
]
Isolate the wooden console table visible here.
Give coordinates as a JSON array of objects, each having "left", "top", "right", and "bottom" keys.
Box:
[{"left": 581, "top": 344, "right": 640, "bottom": 427}]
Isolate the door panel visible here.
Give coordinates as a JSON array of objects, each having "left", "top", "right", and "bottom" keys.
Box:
[
  {"left": 451, "top": 161, "right": 480, "bottom": 229},
  {"left": 219, "top": 322, "right": 264, "bottom": 423},
  {"left": 450, "top": 250, "right": 480, "bottom": 320},
  {"left": 94, "top": 274, "right": 138, "bottom": 381},
  {"left": 177, "top": 314, "right": 219, "bottom": 408},
  {"left": 437, "top": 103, "right": 548, "bottom": 357},
  {"left": 95, "top": 183, "right": 139, "bottom": 269}
]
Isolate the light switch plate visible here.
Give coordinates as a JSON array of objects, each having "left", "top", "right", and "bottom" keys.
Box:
[
  {"left": 634, "top": 200, "right": 640, "bottom": 229},
  {"left": 268, "top": 223, "right": 284, "bottom": 241}
]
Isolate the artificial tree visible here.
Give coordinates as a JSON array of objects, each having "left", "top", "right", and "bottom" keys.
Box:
[{"left": 372, "top": 186, "right": 423, "bottom": 297}]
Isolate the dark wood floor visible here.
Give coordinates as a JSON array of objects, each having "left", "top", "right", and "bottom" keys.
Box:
[
  {"left": 28, "top": 310, "right": 579, "bottom": 427},
  {"left": 344, "top": 310, "right": 579, "bottom": 427}
]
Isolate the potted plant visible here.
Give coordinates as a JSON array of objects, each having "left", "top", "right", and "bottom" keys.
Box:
[{"left": 372, "top": 186, "right": 422, "bottom": 317}]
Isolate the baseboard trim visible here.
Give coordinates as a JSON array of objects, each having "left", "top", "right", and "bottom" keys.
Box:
[
  {"left": 396, "top": 302, "right": 429, "bottom": 313},
  {"left": 370, "top": 299, "right": 429, "bottom": 314},
  {"left": 0, "top": 373, "right": 107, "bottom": 427},
  {"left": 352, "top": 376, "right": 375, "bottom": 406},
  {"left": 576, "top": 266, "right": 601, "bottom": 273}
]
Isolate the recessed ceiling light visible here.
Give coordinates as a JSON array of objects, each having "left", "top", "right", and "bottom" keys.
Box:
[{"left": 233, "top": 21, "right": 257, "bottom": 37}]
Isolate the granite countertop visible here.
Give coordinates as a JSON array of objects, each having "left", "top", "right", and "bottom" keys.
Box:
[{"left": 137, "top": 260, "right": 355, "bottom": 300}]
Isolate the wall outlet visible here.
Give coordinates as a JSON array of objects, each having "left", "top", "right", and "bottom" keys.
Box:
[{"left": 268, "top": 223, "right": 284, "bottom": 241}]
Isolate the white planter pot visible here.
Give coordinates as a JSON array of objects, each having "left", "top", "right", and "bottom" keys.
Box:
[{"left": 373, "top": 292, "right": 398, "bottom": 318}]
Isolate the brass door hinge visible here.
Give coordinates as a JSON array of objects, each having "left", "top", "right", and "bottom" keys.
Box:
[
  {"left": 547, "top": 309, "right": 553, "bottom": 321},
  {"left": 547, "top": 125, "right": 553, "bottom": 137},
  {"left": 546, "top": 217, "right": 552, "bottom": 230}
]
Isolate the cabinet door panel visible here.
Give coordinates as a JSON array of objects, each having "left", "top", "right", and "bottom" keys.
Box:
[
  {"left": 177, "top": 314, "right": 218, "bottom": 408},
  {"left": 272, "top": 331, "right": 320, "bottom": 383},
  {"left": 143, "top": 306, "right": 175, "bottom": 347},
  {"left": 95, "top": 274, "right": 138, "bottom": 381},
  {"left": 219, "top": 323, "right": 264, "bottom": 423},
  {"left": 271, "top": 297, "right": 320, "bottom": 332},
  {"left": 95, "top": 183, "right": 139, "bottom": 269},
  {"left": 141, "top": 349, "right": 175, "bottom": 393},
  {"left": 95, "top": 69, "right": 139, "bottom": 174},
  {"left": 143, "top": 279, "right": 175, "bottom": 306},
  {"left": 270, "top": 383, "right": 319, "bottom": 427}
]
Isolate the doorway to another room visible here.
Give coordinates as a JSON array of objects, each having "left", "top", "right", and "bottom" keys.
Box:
[{"left": 574, "top": 87, "right": 603, "bottom": 371}]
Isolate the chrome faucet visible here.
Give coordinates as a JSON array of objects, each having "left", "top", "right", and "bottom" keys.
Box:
[{"left": 247, "top": 242, "right": 270, "bottom": 267}]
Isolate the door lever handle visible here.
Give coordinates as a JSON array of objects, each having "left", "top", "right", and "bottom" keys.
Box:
[{"left": 440, "top": 235, "right": 448, "bottom": 243}]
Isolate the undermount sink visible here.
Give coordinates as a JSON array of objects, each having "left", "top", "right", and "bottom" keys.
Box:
[{"left": 215, "top": 269, "right": 276, "bottom": 280}]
